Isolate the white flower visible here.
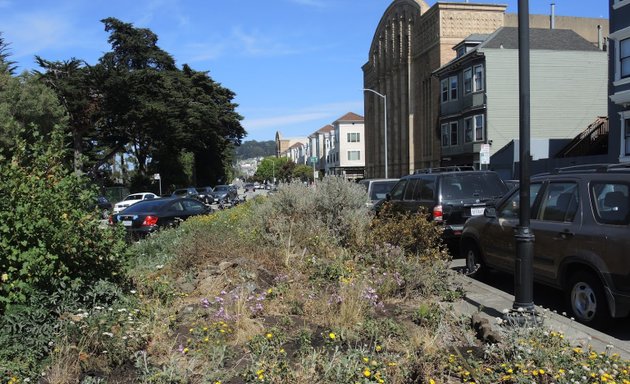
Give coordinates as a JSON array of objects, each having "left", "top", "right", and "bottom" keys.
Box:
[
  {"left": 156, "top": 264, "right": 164, "bottom": 270},
  {"left": 130, "top": 290, "right": 137, "bottom": 294},
  {"left": 502, "top": 308, "right": 510, "bottom": 314},
  {"left": 102, "top": 332, "right": 114, "bottom": 337}
]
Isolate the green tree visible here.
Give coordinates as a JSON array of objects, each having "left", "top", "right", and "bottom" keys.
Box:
[
  {"left": 0, "top": 71, "right": 67, "bottom": 157},
  {"left": 293, "top": 164, "right": 314, "bottom": 182},
  {"left": 254, "top": 156, "right": 291, "bottom": 183},
  {"left": 0, "top": 32, "right": 17, "bottom": 75}
]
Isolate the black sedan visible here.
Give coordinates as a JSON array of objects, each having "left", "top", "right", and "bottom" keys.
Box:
[{"left": 110, "top": 197, "right": 212, "bottom": 239}]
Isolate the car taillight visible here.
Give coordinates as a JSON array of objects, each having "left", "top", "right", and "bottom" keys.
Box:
[
  {"left": 432, "top": 205, "right": 443, "bottom": 222},
  {"left": 142, "top": 216, "right": 158, "bottom": 226}
]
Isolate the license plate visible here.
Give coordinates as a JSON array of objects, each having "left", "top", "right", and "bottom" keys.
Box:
[
  {"left": 470, "top": 207, "right": 485, "bottom": 216},
  {"left": 122, "top": 220, "right": 133, "bottom": 227}
]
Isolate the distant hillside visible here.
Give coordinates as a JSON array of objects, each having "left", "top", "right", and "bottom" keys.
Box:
[{"left": 235, "top": 140, "right": 276, "bottom": 159}]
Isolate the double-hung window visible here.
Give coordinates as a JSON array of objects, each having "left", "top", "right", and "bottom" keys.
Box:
[
  {"left": 475, "top": 115, "right": 485, "bottom": 141},
  {"left": 473, "top": 65, "right": 484, "bottom": 91},
  {"left": 463, "top": 68, "right": 472, "bottom": 94},
  {"left": 622, "top": 38, "right": 630, "bottom": 79},
  {"left": 441, "top": 123, "right": 449, "bottom": 147},
  {"left": 347, "top": 150, "right": 360, "bottom": 161},
  {"left": 450, "top": 76, "right": 458, "bottom": 100},
  {"left": 441, "top": 79, "right": 448, "bottom": 103},
  {"left": 625, "top": 116, "right": 630, "bottom": 156},
  {"left": 464, "top": 117, "right": 473, "bottom": 143},
  {"left": 347, "top": 132, "right": 360, "bottom": 143},
  {"left": 450, "top": 122, "right": 459, "bottom": 146}
]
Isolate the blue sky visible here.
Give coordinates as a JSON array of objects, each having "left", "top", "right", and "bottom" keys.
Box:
[{"left": 1, "top": 0, "right": 607, "bottom": 142}]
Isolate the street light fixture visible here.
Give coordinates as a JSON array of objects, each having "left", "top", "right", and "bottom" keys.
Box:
[{"left": 363, "top": 88, "right": 388, "bottom": 178}]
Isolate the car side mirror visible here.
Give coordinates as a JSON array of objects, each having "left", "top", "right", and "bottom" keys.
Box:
[{"left": 484, "top": 207, "right": 497, "bottom": 218}]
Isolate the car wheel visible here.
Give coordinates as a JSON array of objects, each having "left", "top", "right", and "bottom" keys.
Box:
[
  {"left": 462, "top": 241, "right": 484, "bottom": 277},
  {"left": 567, "top": 271, "right": 611, "bottom": 328}
]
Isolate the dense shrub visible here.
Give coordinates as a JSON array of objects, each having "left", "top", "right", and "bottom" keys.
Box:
[
  {"left": 247, "top": 177, "right": 371, "bottom": 256},
  {"left": 0, "top": 129, "right": 127, "bottom": 310}
]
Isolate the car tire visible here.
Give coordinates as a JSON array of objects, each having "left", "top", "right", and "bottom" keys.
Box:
[
  {"left": 462, "top": 241, "right": 485, "bottom": 277},
  {"left": 566, "top": 271, "right": 611, "bottom": 328}
]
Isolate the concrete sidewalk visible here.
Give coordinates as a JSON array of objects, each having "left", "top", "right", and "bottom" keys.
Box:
[{"left": 450, "top": 261, "right": 630, "bottom": 360}]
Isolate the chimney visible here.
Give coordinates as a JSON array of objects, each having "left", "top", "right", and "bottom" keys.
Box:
[
  {"left": 597, "top": 25, "right": 603, "bottom": 50},
  {"left": 550, "top": 3, "right": 556, "bottom": 29}
]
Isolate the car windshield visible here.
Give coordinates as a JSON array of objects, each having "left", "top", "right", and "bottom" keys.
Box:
[
  {"left": 214, "top": 185, "right": 228, "bottom": 191},
  {"left": 125, "top": 194, "right": 145, "bottom": 201},
  {"left": 370, "top": 181, "right": 398, "bottom": 200},
  {"left": 120, "top": 199, "right": 166, "bottom": 213},
  {"left": 441, "top": 173, "right": 507, "bottom": 201}
]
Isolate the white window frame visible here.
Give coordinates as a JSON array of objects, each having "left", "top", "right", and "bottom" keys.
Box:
[
  {"left": 449, "top": 76, "right": 458, "bottom": 101},
  {"left": 441, "top": 123, "right": 449, "bottom": 147},
  {"left": 450, "top": 121, "right": 459, "bottom": 146},
  {"left": 347, "top": 150, "right": 361, "bottom": 161},
  {"left": 621, "top": 110, "right": 630, "bottom": 162},
  {"left": 474, "top": 114, "right": 485, "bottom": 142},
  {"left": 621, "top": 37, "right": 630, "bottom": 79},
  {"left": 611, "top": 26, "right": 630, "bottom": 86},
  {"left": 463, "top": 68, "right": 472, "bottom": 95},
  {"left": 473, "top": 64, "right": 484, "bottom": 92},
  {"left": 440, "top": 78, "right": 448, "bottom": 103},
  {"left": 347, "top": 132, "right": 360, "bottom": 143},
  {"left": 464, "top": 117, "right": 473, "bottom": 143}
]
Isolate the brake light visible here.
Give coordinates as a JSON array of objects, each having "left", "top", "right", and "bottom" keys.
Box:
[
  {"left": 432, "top": 205, "right": 443, "bottom": 222},
  {"left": 142, "top": 215, "right": 159, "bottom": 226}
]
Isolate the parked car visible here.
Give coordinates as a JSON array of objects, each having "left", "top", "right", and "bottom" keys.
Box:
[
  {"left": 110, "top": 197, "right": 212, "bottom": 239},
  {"left": 244, "top": 183, "right": 256, "bottom": 192},
  {"left": 172, "top": 187, "right": 199, "bottom": 200},
  {"left": 380, "top": 167, "right": 508, "bottom": 249},
  {"left": 211, "top": 184, "right": 238, "bottom": 203},
  {"left": 358, "top": 178, "right": 399, "bottom": 208},
  {"left": 461, "top": 163, "right": 630, "bottom": 327},
  {"left": 113, "top": 192, "right": 158, "bottom": 214},
  {"left": 195, "top": 186, "right": 214, "bottom": 204}
]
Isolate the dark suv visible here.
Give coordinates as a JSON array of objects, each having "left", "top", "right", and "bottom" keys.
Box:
[
  {"left": 461, "top": 163, "right": 630, "bottom": 327},
  {"left": 382, "top": 167, "right": 508, "bottom": 248}
]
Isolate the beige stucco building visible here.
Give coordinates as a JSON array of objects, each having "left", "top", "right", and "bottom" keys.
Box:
[{"left": 363, "top": 0, "right": 609, "bottom": 178}]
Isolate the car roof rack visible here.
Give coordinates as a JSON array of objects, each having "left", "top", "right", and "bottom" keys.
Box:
[
  {"left": 549, "top": 163, "right": 630, "bottom": 174},
  {"left": 413, "top": 165, "right": 476, "bottom": 174}
]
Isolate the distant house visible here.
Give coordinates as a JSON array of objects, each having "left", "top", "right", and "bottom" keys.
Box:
[
  {"left": 433, "top": 27, "right": 607, "bottom": 177},
  {"left": 609, "top": 0, "right": 630, "bottom": 162},
  {"left": 308, "top": 124, "right": 334, "bottom": 174},
  {"left": 326, "top": 112, "right": 365, "bottom": 179},
  {"left": 275, "top": 132, "right": 307, "bottom": 159}
]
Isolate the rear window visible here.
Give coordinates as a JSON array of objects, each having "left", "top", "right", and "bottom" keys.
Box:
[
  {"left": 591, "top": 183, "right": 630, "bottom": 225},
  {"left": 125, "top": 194, "right": 144, "bottom": 201},
  {"left": 370, "top": 181, "right": 398, "bottom": 200},
  {"left": 120, "top": 199, "right": 166, "bottom": 213},
  {"left": 440, "top": 173, "right": 507, "bottom": 201}
]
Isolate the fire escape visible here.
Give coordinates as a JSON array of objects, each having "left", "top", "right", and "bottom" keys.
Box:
[{"left": 555, "top": 117, "right": 609, "bottom": 158}]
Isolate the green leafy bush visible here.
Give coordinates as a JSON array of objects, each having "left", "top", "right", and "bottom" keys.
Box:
[{"left": 0, "top": 129, "right": 127, "bottom": 309}]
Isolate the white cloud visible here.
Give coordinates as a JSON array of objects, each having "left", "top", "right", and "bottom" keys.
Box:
[
  {"left": 231, "top": 26, "right": 301, "bottom": 57},
  {"left": 243, "top": 101, "right": 363, "bottom": 131}
]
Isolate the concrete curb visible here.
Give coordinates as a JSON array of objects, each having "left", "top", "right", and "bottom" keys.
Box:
[{"left": 451, "top": 268, "right": 630, "bottom": 360}]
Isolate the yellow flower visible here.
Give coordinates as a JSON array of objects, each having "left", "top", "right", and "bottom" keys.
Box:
[
  {"left": 183, "top": 347, "right": 189, "bottom": 353},
  {"left": 363, "top": 357, "right": 369, "bottom": 363},
  {"left": 430, "top": 380, "right": 436, "bottom": 384},
  {"left": 539, "top": 369, "right": 545, "bottom": 375},
  {"left": 1, "top": 273, "right": 7, "bottom": 282},
  {"left": 204, "top": 337, "right": 209, "bottom": 343},
  {"left": 329, "top": 332, "right": 336, "bottom": 340},
  {"left": 266, "top": 333, "right": 273, "bottom": 339},
  {"left": 363, "top": 369, "right": 371, "bottom": 377},
  {"left": 375, "top": 345, "right": 382, "bottom": 352}
]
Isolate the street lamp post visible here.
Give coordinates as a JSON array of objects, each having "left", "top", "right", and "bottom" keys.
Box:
[{"left": 363, "top": 88, "right": 388, "bottom": 178}]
